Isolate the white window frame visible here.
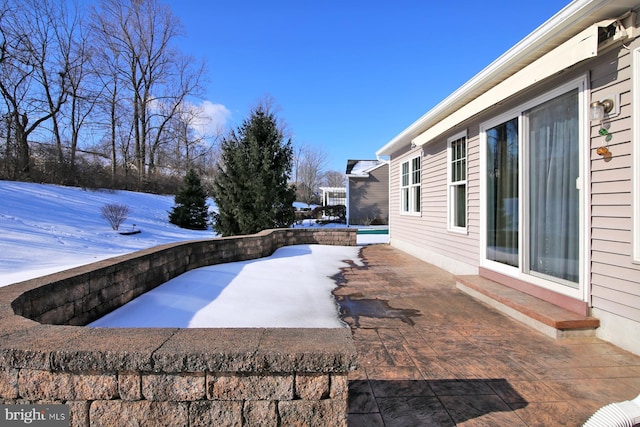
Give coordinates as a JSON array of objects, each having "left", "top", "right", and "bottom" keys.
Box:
[
  {"left": 479, "top": 75, "right": 589, "bottom": 301},
  {"left": 447, "top": 131, "right": 468, "bottom": 233},
  {"left": 400, "top": 155, "right": 421, "bottom": 215}
]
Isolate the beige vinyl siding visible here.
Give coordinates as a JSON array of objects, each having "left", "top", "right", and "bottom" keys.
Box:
[
  {"left": 348, "top": 165, "right": 389, "bottom": 224},
  {"left": 466, "top": 133, "right": 481, "bottom": 242},
  {"left": 389, "top": 136, "right": 479, "bottom": 272},
  {"left": 590, "top": 42, "right": 640, "bottom": 322}
]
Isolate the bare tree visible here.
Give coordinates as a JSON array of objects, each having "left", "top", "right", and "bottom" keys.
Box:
[
  {"left": 162, "top": 101, "right": 220, "bottom": 173},
  {"left": 0, "top": 0, "right": 72, "bottom": 177},
  {"left": 92, "top": 0, "right": 204, "bottom": 185},
  {"left": 89, "top": 11, "right": 129, "bottom": 185},
  {"left": 62, "top": 6, "right": 103, "bottom": 179},
  {"left": 295, "top": 145, "right": 328, "bottom": 206},
  {"left": 33, "top": 0, "right": 76, "bottom": 167},
  {"left": 323, "top": 170, "right": 346, "bottom": 187},
  {"left": 146, "top": 57, "right": 206, "bottom": 175}
]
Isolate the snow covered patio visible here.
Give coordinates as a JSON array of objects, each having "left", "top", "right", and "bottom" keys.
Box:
[
  {"left": 342, "top": 244, "right": 640, "bottom": 426},
  {"left": 88, "top": 244, "right": 363, "bottom": 328},
  {"left": 86, "top": 231, "right": 387, "bottom": 329}
]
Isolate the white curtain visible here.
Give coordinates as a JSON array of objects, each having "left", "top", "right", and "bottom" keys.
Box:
[{"left": 527, "top": 90, "right": 579, "bottom": 285}]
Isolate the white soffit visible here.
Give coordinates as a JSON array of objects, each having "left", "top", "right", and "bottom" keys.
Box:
[{"left": 412, "top": 22, "right": 602, "bottom": 147}]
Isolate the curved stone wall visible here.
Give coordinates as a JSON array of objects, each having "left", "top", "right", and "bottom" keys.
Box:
[{"left": 0, "top": 228, "right": 358, "bottom": 426}]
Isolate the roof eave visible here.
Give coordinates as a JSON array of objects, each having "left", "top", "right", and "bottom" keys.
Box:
[{"left": 376, "top": 0, "right": 634, "bottom": 157}]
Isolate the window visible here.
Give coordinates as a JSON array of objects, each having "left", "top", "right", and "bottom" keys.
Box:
[
  {"left": 400, "top": 156, "right": 421, "bottom": 214},
  {"left": 448, "top": 133, "right": 467, "bottom": 231},
  {"left": 480, "top": 77, "right": 586, "bottom": 297}
]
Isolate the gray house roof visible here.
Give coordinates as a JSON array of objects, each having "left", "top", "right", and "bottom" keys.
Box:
[{"left": 346, "top": 159, "right": 388, "bottom": 177}]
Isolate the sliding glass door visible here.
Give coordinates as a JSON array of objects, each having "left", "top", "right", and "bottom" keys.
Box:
[{"left": 483, "top": 84, "right": 581, "bottom": 290}]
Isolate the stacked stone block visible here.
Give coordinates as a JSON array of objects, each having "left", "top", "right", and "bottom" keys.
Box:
[{"left": 0, "top": 228, "right": 359, "bottom": 426}]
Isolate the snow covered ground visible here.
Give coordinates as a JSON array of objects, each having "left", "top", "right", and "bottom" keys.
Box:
[
  {"left": 89, "top": 244, "right": 362, "bottom": 328},
  {"left": 0, "top": 180, "right": 388, "bottom": 327},
  {"left": 0, "top": 180, "right": 214, "bottom": 287}
]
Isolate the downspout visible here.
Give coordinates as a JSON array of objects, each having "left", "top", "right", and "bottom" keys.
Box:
[
  {"left": 388, "top": 161, "right": 391, "bottom": 239},
  {"left": 377, "top": 155, "right": 392, "bottom": 242}
]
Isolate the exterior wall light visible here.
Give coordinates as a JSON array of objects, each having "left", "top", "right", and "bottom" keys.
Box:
[{"left": 590, "top": 99, "right": 614, "bottom": 122}]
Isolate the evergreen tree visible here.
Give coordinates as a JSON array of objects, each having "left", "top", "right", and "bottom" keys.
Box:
[
  {"left": 212, "top": 105, "right": 296, "bottom": 236},
  {"left": 169, "top": 169, "right": 209, "bottom": 230}
]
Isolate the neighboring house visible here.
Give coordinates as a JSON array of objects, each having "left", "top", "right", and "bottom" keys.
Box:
[
  {"left": 376, "top": 0, "right": 640, "bottom": 355},
  {"left": 345, "top": 159, "right": 389, "bottom": 225},
  {"left": 319, "top": 187, "right": 346, "bottom": 206}
]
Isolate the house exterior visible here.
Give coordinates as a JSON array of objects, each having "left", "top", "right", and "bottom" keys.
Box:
[
  {"left": 376, "top": 0, "right": 640, "bottom": 355},
  {"left": 345, "top": 159, "right": 389, "bottom": 226}
]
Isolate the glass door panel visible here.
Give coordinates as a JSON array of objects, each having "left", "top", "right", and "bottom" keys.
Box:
[
  {"left": 527, "top": 90, "right": 579, "bottom": 285},
  {"left": 486, "top": 118, "right": 519, "bottom": 267}
]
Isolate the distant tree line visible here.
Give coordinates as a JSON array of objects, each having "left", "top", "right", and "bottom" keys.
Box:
[
  {"left": 0, "top": 0, "right": 345, "bottom": 198},
  {"left": 0, "top": 0, "right": 212, "bottom": 192}
]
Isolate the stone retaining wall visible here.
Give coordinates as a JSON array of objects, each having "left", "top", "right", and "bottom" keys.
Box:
[{"left": 0, "top": 228, "right": 358, "bottom": 426}]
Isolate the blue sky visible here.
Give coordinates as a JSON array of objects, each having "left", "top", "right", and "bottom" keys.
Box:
[{"left": 166, "top": 0, "right": 570, "bottom": 173}]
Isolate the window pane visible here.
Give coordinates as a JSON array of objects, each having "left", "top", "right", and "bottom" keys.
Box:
[
  {"left": 402, "top": 188, "right": 409, "bottom": 212},
  {"left": 402, "top": 167, "right": 408, "bottom": 186},
  {"left": 451, "top": 138, "right": 466, "bottom": 182},
  {"left": 402, "top": 162, "right": 409, "bottom": 186},
  {"left": 486, "top": 118, "right": 519, "bottom": 267},
  {"left": 456, "top": 160, "right": 464, "bottom": 182},
  {"left": 528, "top": 90, "right": 579, "bottom": 284},
  {"left": 413, "top": 186, "right": 421, "bottom": 212},
  {"left": 454, "top": 184, "right": 466, "bottom": 227},
  {"left": 412, "top": 158, "right": 421, "bottom": 184}
]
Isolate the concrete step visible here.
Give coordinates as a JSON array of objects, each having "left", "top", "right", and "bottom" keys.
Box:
[{"left": 456, "top": 275, "right": 599, "bottom": 339}]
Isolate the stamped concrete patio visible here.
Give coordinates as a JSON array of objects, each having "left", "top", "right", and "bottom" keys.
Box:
[{"left": 335, "top": 244, "right": 640, "bottom": 427}]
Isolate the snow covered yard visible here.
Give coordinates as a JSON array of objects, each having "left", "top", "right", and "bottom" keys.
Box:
[
  {"left": 0, "top": 180, "right": 388, "bottom": 327},
  {"left": 0, "top": 180, "right": 214, "bottom": 287}
]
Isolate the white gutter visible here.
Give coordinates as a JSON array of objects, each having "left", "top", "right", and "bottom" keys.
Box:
[
  {"left": 413, "top": 21, "right": 603, "bottom": 146},
  {"left": 376, "top": 0, "right": 631, "bottom": 156}
]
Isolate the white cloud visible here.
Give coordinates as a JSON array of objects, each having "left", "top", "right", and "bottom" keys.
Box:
[{"left": 189, "top": 100, "right": 231, "bottom": 137}]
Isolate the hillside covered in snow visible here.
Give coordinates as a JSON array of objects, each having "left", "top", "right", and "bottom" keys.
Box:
[
  {"left": 0, "top": 180, "right": 390, "bottom": 327},
  {"left": 0, "top": 180, "right": 215, "bottom": 286}
]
